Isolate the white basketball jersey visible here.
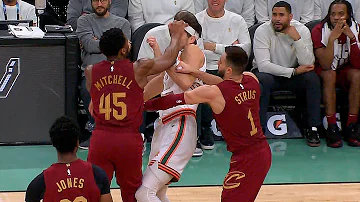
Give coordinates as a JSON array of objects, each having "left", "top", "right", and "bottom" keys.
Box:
[{"left": 159, "top": 51, "right": 206, "bottom": 118}]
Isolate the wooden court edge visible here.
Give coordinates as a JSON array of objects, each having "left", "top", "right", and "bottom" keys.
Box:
[{"left": 1, "top": 183, "right": 360, "bottom": 201}]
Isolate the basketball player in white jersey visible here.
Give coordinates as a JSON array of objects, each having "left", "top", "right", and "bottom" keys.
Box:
[{"left": 135, "top": 12, "right": 205, "bottom": 202}]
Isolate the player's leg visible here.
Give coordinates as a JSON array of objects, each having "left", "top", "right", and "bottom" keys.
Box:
[
  {"left": 87, "top": 130, "right": 114, "bottom": 181},
  {"left": 221, "top": 141, "right": 271, "bottom": 202},
  {"left": 113, "top": 132, "right": 143, "bottom": 202},
  {"left": 136, "top": 163, "right": 173, "bottom": 202},
  {"left": 156, "top": 185, "right": 170, "bottom": 202}
]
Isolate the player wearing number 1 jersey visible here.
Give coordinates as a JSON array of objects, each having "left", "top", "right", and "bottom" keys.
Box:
[
  {"left": 144, "top": 46, "right": 272, "bottom": 202},
  {"left": 25, "top": 116, "right": 112, "bottom": 202},
  {"left": 85, "top": 21, "right": 190, "bottom": 202}
]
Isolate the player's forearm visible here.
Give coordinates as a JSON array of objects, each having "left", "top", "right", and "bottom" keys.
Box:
[
  {"left": 166, "top": 67, "right": 195, "bottom": 91},
  {"left": 149, "top": 39, "right": 182, "bottom": 75},
  {"left": 143, "top": 73, "right": 164, "bottom": 101},
  {"left": 191, "top": 69, "right": 223, "bottom": 85},
  {"left": 144, "top": 93, "right": 185, "bottom": 111}
]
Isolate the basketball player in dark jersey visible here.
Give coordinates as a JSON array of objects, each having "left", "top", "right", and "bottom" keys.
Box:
[
  {"left": 144, "top": 46, "right": 272, "bottom": 202},
  {"left": 85, "top": 21, "right": 189, "bottom": 202},
  {"left": 25, "top": 116, "right": 112, "bottom": 202}
]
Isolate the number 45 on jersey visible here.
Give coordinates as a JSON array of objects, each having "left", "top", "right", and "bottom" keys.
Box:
[{"left": 99, "top": 92, "right": 127, "bottom": 120}]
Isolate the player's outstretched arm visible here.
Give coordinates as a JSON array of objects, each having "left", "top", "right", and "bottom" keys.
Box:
[
  {"left": 25, "top": 173, "right": 45, "bottom": 202},
  {"left": 143, "top": 72, "right": 164, "bottom": 101},
  {"left": 145, "top": 85, "right": 224, "bottom": 114},
  {"left": 176, "top": 61, "right": 223, "bottom": 85},
  {"left": 133, "top": 20, "right": 188, "bottom": 88},
  {"left": 93, "top": 165, "right": 113, "bottom": 202},
  {"left": 84, "top": 65, "right": 93, "bottom": 92}
]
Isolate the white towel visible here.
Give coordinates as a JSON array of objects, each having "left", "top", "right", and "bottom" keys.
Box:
[{"left": 321, "top": 21, "right": 359, "bottom": 70}]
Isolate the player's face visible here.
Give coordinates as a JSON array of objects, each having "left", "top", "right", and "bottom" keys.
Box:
[
  {"left": 329, "top": 4, "right": 349, "bottom": 28},
  {"left": 217, "top": 54, "right": 228, "bottom": 79},
  {"left": 207, "top": 0, "right": 227, "bottom": 13},
  {"left": 271, "top": 7, "right": 292, "bottom": 32},
  {"left": 91, "top": 0, "right": 110, "bottom": 16},
  {"left": 121, "top": 39, "right": 131, "bottom": 58}
]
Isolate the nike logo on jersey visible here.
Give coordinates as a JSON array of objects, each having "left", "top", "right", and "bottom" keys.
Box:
[
  {"left": 240, "top": 84, "right": 244, "bottom": 90},
  {"left": 176, "top": 100, "right": 183, "bottom": 104}
]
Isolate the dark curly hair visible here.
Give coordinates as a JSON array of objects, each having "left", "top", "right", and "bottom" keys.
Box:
[
  {"left": 99, "top": 28, "right": 127, "bottom": 57},
  {"left": 322, "top": 0, "right": 356, "bottom": 29},
  {"left": 49, "top": 116, "right": 81, "bottom": 154}
]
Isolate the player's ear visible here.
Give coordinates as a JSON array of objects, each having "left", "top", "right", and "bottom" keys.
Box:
[{"left": 289, "top": 13, "right": 293, "bottom": 21}]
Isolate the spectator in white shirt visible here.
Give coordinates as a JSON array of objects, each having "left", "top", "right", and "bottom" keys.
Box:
[
  {"left": 252, "top": 1, "right": 322, "bottom": 147},
  {"left": 194, "top": 0, "right": 255, "bottom": 28},
  {"left": 128, "top": 0, "right": 195, "bottom": 33},
  {"left": 0, "top": 0, "right": 36, "bottom": 25},
  {"left": 195, "top": 0, "right": 251, "bottom": 150},
  {"left": 314, "top": 0, "right": 360, "bottom": 22},
  {"left": 255, "top": 0, "right": 314, "bottom": 24}
]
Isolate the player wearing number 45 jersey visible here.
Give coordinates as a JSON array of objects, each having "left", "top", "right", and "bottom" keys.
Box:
[
  {"left": 25, "top": 116, "right": 112, "bottom": 202},
  {"left": 145, "top": 46, "right": 272, "bottom": 202},
  {"left": 85, "top": 21, "right": 190, "bottom": 202}
]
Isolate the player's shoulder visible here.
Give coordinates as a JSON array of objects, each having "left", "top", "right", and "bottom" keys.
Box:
[
  {"left": 243, "top": 72, "right": 259, "bottom": 83},
  {"left": 185, "top": 44, "right": 203, "bottom": 56}
]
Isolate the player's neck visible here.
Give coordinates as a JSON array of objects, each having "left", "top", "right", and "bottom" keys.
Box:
[
  {"left": 4, "top": 0, "right": 17, "bottom": 6},
  {"left": 107, "top": 56, "right": 124, "bottom": 61},
  {"left": 57, "top": 152, "right": 78, "bottom": 164},
  {"left": 228, "top": 74, "right": 243, "bottom": 83}
]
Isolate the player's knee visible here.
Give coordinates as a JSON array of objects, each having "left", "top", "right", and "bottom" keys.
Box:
[{"left": 135, "top": 185, "right": 156, "bottom": 202}]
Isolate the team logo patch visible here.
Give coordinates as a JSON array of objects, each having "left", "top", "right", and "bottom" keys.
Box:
[
  {"left": 223, "top": 171, "right": 245, "bottom": 189},
  {"left": 0, "top": 58, "right": 20, "bottom": 99}
]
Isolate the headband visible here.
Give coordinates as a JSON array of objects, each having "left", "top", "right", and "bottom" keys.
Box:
[{"left": 184, "top": 26, "right": 199, "bottom": 40}]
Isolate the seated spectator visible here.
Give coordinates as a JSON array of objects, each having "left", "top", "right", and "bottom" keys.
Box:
[
  {"left": 253, "top": 1, "right": 322, "bottom": 147},
  {"left": 128, "top": 0, "right": 194, "bottom": 33},
  {"left": 255, "top": 0, "right": 314, "bottom": 24},
  {"left": 196, "top": 0, "right": 251, "bottom": 150},
  {"left": 76, "top": 0, "right": 131, "bottom": 149},
  {"left": 67, "top": 0, "right": 129, "bottom": 30},
  {"left": 314, "top": 0, "right": 360, "bottom": 22},
  {"left": 311, "top": 0, "right": 360, "bottom": 148},
  {"left": 0, "top": 0, "right": 36, "bottom": 25},
  {"left": 194, "top": 0, "right": 255, "bottom": 28}
]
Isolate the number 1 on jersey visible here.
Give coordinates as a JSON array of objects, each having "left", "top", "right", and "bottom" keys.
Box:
[
  {"left": 99, "top": 92, "right": 127, "bottom": 120},
  {"left": 247, "top": 109, "right": 258, "bottom": 136}
]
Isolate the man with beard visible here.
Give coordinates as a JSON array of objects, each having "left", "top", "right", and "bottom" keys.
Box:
[
  {"left": 143, "top": 46, "right": 272, "bottom": 202},
  {"left": 76, "top": 0, "right": 130, "bottom": 149},
  {"left": 252, "top": 1, "right": 322, "bottom": 147},
  {"left": 312, "top": 0, "right": 360, "bottom": 147},
  {"left": 67, "top": 0, "right": 128, "bottom": 30},
  {"left": 0, "top": 0, "right": 36, "bottom": 25},
  {"left": 85, "top": 21, "right": 189, "bottom": 202}
]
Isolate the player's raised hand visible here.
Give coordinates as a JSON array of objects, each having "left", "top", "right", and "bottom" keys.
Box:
[
  {"left": 175, "top": 61, "right": 194, "bottom": 74},
  {"left": 168, "top": 20, "right": 189, "bottom": 48},
  {"left": 147, "top": 36, "right": 159, "bottom": 49}
]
